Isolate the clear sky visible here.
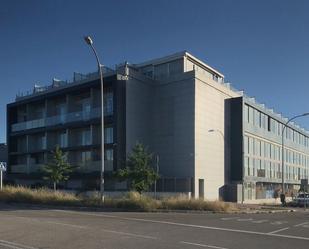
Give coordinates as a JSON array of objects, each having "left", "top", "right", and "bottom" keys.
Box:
[{"left": 1, "top": 0, "right": 309, "bottom": 142}]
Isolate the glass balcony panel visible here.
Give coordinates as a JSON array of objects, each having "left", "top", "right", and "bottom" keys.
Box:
[
  {"left": 11, "top": 108, "right": 102, "bottom": 132},
  {"left": 76, "top": 160, "right": 113, "bottom": 173},
  {"left": 10, "top": 164, "right": 45, "bottom": 173}
]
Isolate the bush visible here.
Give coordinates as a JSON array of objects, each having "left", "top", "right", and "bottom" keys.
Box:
[
  {"left": 0, "top": 185, "right": 81, "bottom": 206},
  {"left": 106, "top": 192, "right": 160, "bottom": 211},
  {"left": 0, "top": 186, "right": 237, "bottom": 212},
  {"left": 161, "top": 197, "right": 237, "bottom": 212}
]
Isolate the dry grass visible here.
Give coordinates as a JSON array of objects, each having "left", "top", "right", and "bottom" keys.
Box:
[
  {"left": 161, "top": 197, "right": 237, "bottom": 212},
  {"left": 104, "top": 192, "right": 161, "bottom": 211},
  {"left": 0, "top": 186, "right": 237, "bottom": 212},
  {"left": 0, "top": 186, "right": 81, "bottom": 206}
]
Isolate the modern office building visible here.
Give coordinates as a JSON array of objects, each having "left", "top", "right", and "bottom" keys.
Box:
[
  {"left": 227, "top": 96, "right": 309, "bottom": 201},
  {"left": 6, "top": 51, "right": 309, "bottom": 202}
]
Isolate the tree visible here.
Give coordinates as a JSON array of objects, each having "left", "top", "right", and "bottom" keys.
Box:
[
  {"left": 116, "top": 143, "right": 159, "bottom": 194},
  {"left": 42, "top": 145, "right": 74, "bottom": 191}
]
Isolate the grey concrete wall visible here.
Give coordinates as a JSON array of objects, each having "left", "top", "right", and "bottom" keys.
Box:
[
  {"left": 151, "top": 72, "right": 195, "bottom": 179},
  {"left": 125, "top": 68, "right": 195, "bottom": 182},
  {"left": 125, "top": 68, "right": 154, "bottom": 156}
]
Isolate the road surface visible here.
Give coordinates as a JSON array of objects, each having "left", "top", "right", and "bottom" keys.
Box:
[{"left": 0, "top": 205, "right": 308, "bottom": 249}]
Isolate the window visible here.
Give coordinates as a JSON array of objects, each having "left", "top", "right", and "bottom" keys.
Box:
[
  {"left": 258, "top": 111, "right": 262, "bottom": 128},
  {"left": 249, "top": 137, "right": 254, "bottom": 155},
  {"left": 244, "top": 105, "right": 249, "bottom": 123},
  {"left": 244, "top": 156, "right": 249, "bottom": 176},
  {"left": 104, "top": 127, "right": 113, "bottom": 144},
  {"left": 104, "top": 92, "right": 113, "bottom": 116},
  {"left": 257, "top": 140, "right": 261, "bottom": 156},
  {"left": 253, "top": 109, "right": 258, "bottom": 126},
  {"left": 249, "top": 158, "right": 254, "bottom": 176},
  {"left": 81, "top": 151, "right": 92, "bottom": 162},
  {"left": 105, "top": 149, "right": 113, "bottom": 161},
  {"left": 59, "top": 131, "right": 67, "bottom": 147},
  {"left": 272, "top": 119, "right": 277, "bottom": 134},
  {"left": 82, "top": 129, "right": 91, "bottom": 145},
  {"left": 249, "top": 107, "right": 254, "bottom": 125},
  {"left": 82, "top": 101, "right": 91, "bottom": 113},
  {"left": 262, "top": 113, "right": 267, "bottom": 129},
  {"left": 244, "top": 136, "right": 249, "bottom": 154}
]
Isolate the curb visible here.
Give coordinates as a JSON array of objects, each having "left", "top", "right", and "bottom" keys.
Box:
[{"left": 0, "top": 202, "right": 297, "bottom": 214}]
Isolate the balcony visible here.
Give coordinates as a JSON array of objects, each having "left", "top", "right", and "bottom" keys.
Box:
[
  {"left": 76, "top": 160, "right": 113, "bottom": 173},
  {"left": 11, "top": 108, "right": 101, "bottom": 132},
  {"left": 10, "top": 160, "right": 113, "bottom": 174},
  {"left": 10, "top": 164, "right": 44, "bottom": 174}
]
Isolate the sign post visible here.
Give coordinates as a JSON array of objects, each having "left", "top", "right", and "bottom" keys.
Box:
[{"left": 0, "top": 162, "right": 7, "bottom": 190}]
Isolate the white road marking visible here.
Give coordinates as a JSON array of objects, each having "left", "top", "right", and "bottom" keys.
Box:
[
  {"left": 294, "top": 221, "right": 309, "bottom": 227},
  {"left": 100, "top": 228, "right": 157, "bottom": 240},
  {"left": 252, "top": 220, "right": 268, "bottom": 224},
  {"left": 180, "top": 241, "right": 229, "bottom": 249},
  {"left": 268, "top": 227, "right": 289, "bottom": 234},
  {"left": 46, "top": 221, "right": 87, "bottom": 229},
  {"left": 237, "top": 218, "right": 253, "bottom": 221},
  {"left": 51, "top": 210, "right": 309, "bottom": 241},
  {"left": 0, "top": 239, "right": 39, "bottom": 249},
  {"left": 47, "top": 220, "right": 156, "bottom": 239},
  {"left": 220, "top": 217, "right": 239, "bottom": 221},
  {"left": 2, "top": 212, "right": 156, "bottom": 241},
  {"left": 270, "top": 221, "right": 288, "bottom": 225},
  {"left": 0, "top": 242, "right": 22, "bottom": 249}
]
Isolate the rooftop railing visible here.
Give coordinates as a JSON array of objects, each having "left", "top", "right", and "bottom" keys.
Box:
[{"left": 16, "top": 66, "right": 115, "bottom": 100}]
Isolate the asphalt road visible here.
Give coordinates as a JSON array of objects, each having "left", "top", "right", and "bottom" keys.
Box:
[{"left": 0, "top": 205, "right": 308, "bottom": 249}]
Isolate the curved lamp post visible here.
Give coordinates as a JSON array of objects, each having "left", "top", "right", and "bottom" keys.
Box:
[
  {"left": 208, "top": 129, "right": 224, "bottom": 140},
  {"left": 84, "top": 36, "right": 105, "bottom": 202},
  {"left": 281, "top": 113, "right": 309, "bottom": 196}
]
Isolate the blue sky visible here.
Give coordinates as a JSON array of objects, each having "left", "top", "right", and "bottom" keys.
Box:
[{"left": 1, "top": 0, "right": 309, "bottom": 142}]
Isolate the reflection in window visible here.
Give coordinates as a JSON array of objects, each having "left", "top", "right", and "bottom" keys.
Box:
[
  {"left": 104, "top": 127, "right": 113, "bottom": 144},
  {"left": 82, "top": 151, "right": 92, "bottom": 162},
  {"left": 105, "top": 149, "right": 113, "bottom": 161},
  {"left": 104, "top": 92, "right": 113, "bottom": 116},
  {"left": 82, "top": 129, "right": 91, "bottom": 145}
]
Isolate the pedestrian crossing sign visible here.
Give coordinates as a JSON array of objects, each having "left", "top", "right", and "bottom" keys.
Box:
[{"left": 0, "top": 162, "right": 6, "bottom": 171}]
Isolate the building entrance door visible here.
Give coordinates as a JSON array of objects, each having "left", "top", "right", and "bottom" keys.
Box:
[{"left": 199, "top": 179, "right": 204, "bottom": 199}]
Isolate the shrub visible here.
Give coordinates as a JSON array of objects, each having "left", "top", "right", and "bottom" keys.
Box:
[
  {"left": 161, "top": 197, "right": 237, "bottom": 212},
  {"left": 0, "top": 185, "right": 81, "bottom": 206},
  {"left": 0, "top": 186, "right": 237, "bottom": 212}
]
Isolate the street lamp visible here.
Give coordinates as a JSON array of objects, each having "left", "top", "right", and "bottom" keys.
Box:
[
  {"left": 281, "top": 113, "right": 309, "bottom": 197},
  {"left": 208, "top": 129, "right": 224, "bottom": 140},
  {"left": 84, "top": 35, "right": 105, "bottom": 202}
]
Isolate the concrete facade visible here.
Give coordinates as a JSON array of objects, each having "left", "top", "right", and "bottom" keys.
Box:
[{"left": 194, "top": 72, "right": 239, "bottom": 200}]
